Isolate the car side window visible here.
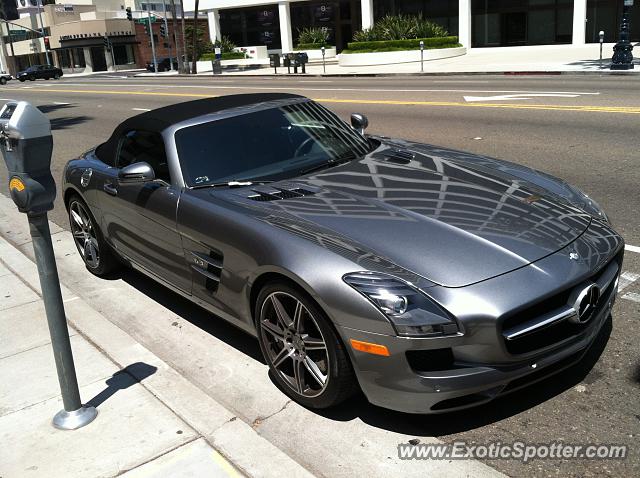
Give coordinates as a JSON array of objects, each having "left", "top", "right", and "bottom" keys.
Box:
[{"left": 117, "top": 130, "right": 171, "bottom": 184}]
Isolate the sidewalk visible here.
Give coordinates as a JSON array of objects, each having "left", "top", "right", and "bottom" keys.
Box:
[
  {"left": 133, "top": 43, "right": 640, "bottom": 77},
  {"left": 0, "top": 220, "right": 313, "bottom": 477}
]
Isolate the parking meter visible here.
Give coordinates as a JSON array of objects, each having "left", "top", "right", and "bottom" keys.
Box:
[
  {"left": 0, "top": 101, "right": 54, "bottom": 214},
  {"left": 419, "top": 40, "right": 425, "bottom": 72},
  {"left": 599, "top": 31, "right": 605, "bottom": 68},
  {"left": 0, "top": 100, "right": 97, "bottom": 430}
]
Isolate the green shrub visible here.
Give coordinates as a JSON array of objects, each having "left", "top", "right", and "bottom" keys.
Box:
[
  {"left": 296, "top": 27, "right": 330, "bottom": 46},
  {"left": 294, "top": 42, "right": 332, "bottom": 50},
  {"left": 213, "top": 35, "right": 237, "bottom": 53},
  {"left": 352, "top": 14, "right": 449, "bottom": 42},
  {"left": 200, "top": 51, "right": 247, "bottom": 61},
  {"left": 343, "top": 36, "right": 460, "bottom": 53}
]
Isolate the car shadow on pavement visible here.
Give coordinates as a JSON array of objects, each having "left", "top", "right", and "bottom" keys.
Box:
[
  {"left": 317, "top": 316, "right": 612, "bottom": 436},
  {"left": 35, "top": 103, "right": 93, "bottom": 131},
  {"left": 86, "top": 362, "right": 157, "bottom": 408},
  {"left": 119, "top": 268, "right": 265, "bottom": 363}
]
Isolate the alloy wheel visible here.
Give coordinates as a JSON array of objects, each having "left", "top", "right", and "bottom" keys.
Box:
[
  {"left": 69, "top": 201, "right": 100, "bottom": 268},
  {"left": 259, "top": 292, "right": 330, "bottom": 397}
]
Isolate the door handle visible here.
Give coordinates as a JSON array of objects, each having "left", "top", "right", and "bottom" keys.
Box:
[{"left": 103, "top": 183, "right": 118, "bottom": 196}]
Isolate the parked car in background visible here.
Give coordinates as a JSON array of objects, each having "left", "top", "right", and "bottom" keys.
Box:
[
  {"left": 146, "top": 57, "right": 177, "bottom": 72},
  {"left": 0, "top": 72, "right": 11, "bottom": 85},
  {"left": 17, "top": 64, "right": 63, "bottom": 82}
]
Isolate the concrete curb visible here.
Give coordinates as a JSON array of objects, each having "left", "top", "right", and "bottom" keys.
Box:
[
  {"left": 0, "top": 227, "right": 314, "bottom": 478},
  {"left": 127, "top": 69, "right": 640, "bottom": 79}
]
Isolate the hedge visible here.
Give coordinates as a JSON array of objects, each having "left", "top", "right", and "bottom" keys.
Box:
[
  {"left": 344, "top": 36, "right": 459, "bottom": 53},
  {"left": 294, "top": 42, "right": 331, "bottom": 50},
  {"left": 200, "top": 51, "right": 247, "bottom": 61}
]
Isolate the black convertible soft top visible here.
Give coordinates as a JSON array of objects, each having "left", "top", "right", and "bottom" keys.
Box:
[{"left": 95, "top": 93, "right": 303, "bottom": 164}]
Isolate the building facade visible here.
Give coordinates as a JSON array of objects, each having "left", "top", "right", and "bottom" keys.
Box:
[{"left": 184, "top": 0, "right": 638, "bottom": 52}]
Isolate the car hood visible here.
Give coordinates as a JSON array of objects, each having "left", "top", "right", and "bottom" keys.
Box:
[{"left": 222, "top": 140, "right": 592, "bottom": 287}]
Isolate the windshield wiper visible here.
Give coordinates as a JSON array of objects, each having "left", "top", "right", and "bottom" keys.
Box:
[
  {"left": 191, "top": 180, "right": 273, "bottom": 189},
  {"left": 300, "top": 153, "right": 357, "bottom": 176}
]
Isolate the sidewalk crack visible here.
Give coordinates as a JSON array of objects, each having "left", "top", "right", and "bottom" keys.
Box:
[{"left": 251, "top": 400, "right": 292, "bottom": 429}]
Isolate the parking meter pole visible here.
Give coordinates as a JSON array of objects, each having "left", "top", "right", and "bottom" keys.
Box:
[
  {"left": 420, "top": 41, "right": 424, "bottom": 73},
  {"left": 321, "top": 47, "right": 326, "bottom": 74},
  {"left": 0, "top": 101, "right": 97, "bottom": 431},
  {"left": 29, "top": 213, "right": 97, "bottom": 429}
]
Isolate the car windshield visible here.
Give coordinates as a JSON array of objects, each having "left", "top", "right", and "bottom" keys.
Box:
[{"left": 174, "top": 100, "right": 372, "bottom": 187}]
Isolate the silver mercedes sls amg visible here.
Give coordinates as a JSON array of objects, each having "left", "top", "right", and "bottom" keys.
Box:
[{"left": 63, "top": 93, "right": 624, "bottom": 413}]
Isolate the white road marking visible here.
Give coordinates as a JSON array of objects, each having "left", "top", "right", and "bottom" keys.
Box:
[
  {"left": 625, "top": 244, "right": 640, "bottom": 254},
  {"left": 31, "top": 82, "right": 601, "bottom": 95},
  {"left": 464, "top": 93, "right": 581, "bottom": 102},
  {"left": 132, "top": 107, "right": 151, "bottom": 111},
  {"left": 622, "top": 292, "right": 640, "bottom": 303},
  {"left": 619, "top": 272, "right": 640, "bottom": 293},
  {"left": 53, "top": 101, "right": 69, "bottom": 105}
]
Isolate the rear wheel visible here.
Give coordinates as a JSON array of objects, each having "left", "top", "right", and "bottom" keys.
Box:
[
  {"left": 256, "top": 282, "right": 357, "bottom": 409},
  {"left": 29, "top": 75, "right": 35, "bottom": 81},
  {"left": 68, "top": 195, "right": 120, "bottom": 277},
  {"left": 0, "top": 77, "right": 6, "bottom": 85}
]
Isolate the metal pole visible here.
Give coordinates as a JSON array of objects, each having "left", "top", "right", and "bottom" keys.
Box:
[
  {"left": 28, "top": 213, "right": 97, "bottom": 430},
  {"left": 611, "top": 0, "right": 635, "bottom": 70},
  {"left": 599, "top": 31, "right": 604, "bottom": 69},
  {"left": 37, "top": 0, "right": 51, "bottom": 65},
  {"left": 162, "top": 0, "right": 174, "bottom": 70},
  {"left": 148, "top": 9, "right": 158, "bottom": 73},
  {"left": 420, "top": 40, "right": 424, "bottom": 73},
  {"left": 321, "top": 46, "right": 325, "bottom": 74}
]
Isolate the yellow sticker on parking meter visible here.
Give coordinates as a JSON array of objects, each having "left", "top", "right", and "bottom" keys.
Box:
[{"left": 9, "top": 177, "right": 25, "bottom": 192}]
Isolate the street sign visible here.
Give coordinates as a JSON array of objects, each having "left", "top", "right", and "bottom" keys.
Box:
[{"left": 136, "top": 16, "right": 156, "bottom": 24}]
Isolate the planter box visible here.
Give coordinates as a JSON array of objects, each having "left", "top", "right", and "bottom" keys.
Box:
[
  {"left": 338, "top": 46, "right": 466, "bottom": 67},
  {"left": 233, "top": 45, "right": 268, "bottom": 60},
  {"left": 296, "top": 47, "right": 337, "bottom": 60}
]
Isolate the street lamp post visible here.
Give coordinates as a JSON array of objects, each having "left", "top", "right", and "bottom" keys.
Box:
[
  {"left": 38, "top": 0, "right": 51, "bottom": 65},
  {"left": 611, "top": 0, "right": 635, "bottom": 70}
]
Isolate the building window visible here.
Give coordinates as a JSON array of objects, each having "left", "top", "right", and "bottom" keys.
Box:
[
  {"left": 373, "top": 0, "right": 459, "bottom": 36},
  {"left": 113, "top": 44, "right": 135, "bottom": 65},
  {"left": 219, "top": 6, "right": 282, "bottom": 49},
  {"left": 57, "top": 48, "right": 86, "bottom": 69},
  {"left": 586, "top": 0, "right": 640, "bottom": 43},
  {"left": 471, "top": 0, "right": 573, "bottom": 47},
  {"left": 291, "top": 0, "right": 362, "bottom": 51}
]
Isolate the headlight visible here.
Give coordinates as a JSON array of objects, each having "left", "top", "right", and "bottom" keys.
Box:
[{"left": 343, "top": 272, "right": 460, "bottom": 337}]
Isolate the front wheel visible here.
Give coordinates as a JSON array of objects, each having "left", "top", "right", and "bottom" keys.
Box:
[
  {"left": 256, "top": 282, "right": 358, "bottom": 409},
  {"left": 53, "top": 73, "right": 60, "bottom": 80},
  {"left": 68, "top": 196, "right": 120, "bottom": 277},
  {"left": 19, "top": 78, "right": 25, "bottom": 82}
]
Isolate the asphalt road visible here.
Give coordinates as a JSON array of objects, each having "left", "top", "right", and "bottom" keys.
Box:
[{"left": 0, "top": 73, "right": 638, "bottom": 477}]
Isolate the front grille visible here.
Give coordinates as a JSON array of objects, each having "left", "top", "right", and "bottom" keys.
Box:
[{"left": 501, "top": 250, "right": 622, "bottom": 355}]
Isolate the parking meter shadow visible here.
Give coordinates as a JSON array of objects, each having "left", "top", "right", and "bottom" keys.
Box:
[{"left": 86, "top": 363, "right": 158, "bottom": 409}]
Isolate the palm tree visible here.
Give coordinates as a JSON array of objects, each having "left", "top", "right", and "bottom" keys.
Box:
[
  {"left": 191, "top": 0, "right": 200, "bottom": 74},
  {"left": 169, "top": 0, "right": 183, "bottom": 73},
  {"left": 179, "top": 0, "right": 188, "bottom": 73}
]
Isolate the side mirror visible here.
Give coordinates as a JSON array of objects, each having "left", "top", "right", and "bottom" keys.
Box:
[
  {"left": 350, "top": 113, "right": 369, "bottom": 134},
  {"left": 118, "top": 162, "right": 155, "bottom": 183}
]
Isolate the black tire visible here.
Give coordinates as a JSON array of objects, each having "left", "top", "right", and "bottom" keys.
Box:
[
  {"left": 255, "top": 281, "right": 358, "bottom": 409},
  {"left": 53, "top": 73, "right": 60, "bottom": 80},
  {"left": 44, "top": 77, "right": 50, "bottom": 80},
  {"left": 0, "top": 77, "right": 6, "bottom": 85},
  {"left": 19, "top": 78, "right": 25, "bottom": 82},
  {"left": 67, "top": 195, "right": 120, "bottom": 277},
  {"left": 29, "top": 75, "right": 35, "bottom": 81}
]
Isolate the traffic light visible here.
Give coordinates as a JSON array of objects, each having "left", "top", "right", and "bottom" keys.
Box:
[
  {"left": 159, "top": 24, "right": 167, "bottom": 38},
  {"left": 43, "top": 37, "right": 50, "bottom": 51},
  {"left": 143, "top": 24, "right": 150, "bottom": 36},
  {"left": 125, "top": 7, "right": 132, "bottom": 21},
  {"left": 0, "top": 0, "right": 19, "bottom": 21}
]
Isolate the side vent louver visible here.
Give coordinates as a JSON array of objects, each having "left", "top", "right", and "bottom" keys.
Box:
[
  {"left": 191, "top": 250, "right": 224, "bottom": 293},
  {"left": 247, "top": 188, "right": 316, "bottom": 202}
]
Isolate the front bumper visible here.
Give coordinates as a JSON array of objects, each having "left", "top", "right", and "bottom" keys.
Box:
[{"left": 341, "top": 279, "right": 616, "bottom": 414}]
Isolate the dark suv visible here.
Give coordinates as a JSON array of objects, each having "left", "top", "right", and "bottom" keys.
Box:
[
  {"left": 17, "top": 64, "right": 63, "bottom": 82},
  {"left": 146, "top": 57, "right": 177, "bottom": 72}
]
